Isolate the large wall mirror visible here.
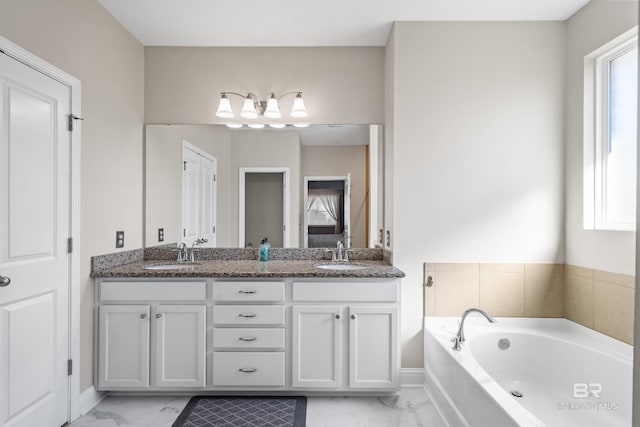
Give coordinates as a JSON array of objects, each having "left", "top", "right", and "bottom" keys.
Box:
[{"left": 144, "top": 124, "right": 384, "bottom": 249}]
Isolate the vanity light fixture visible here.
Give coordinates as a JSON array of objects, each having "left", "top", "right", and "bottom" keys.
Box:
[{"left": 215, "top": 91, "right": 308, "bottom": 120}]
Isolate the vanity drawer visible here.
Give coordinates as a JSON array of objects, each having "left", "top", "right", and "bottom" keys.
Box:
[
  {"left": 213, "top": 352, "right": 285, "bottom": 386},
  {"left": 213, "top": 281, "right": 285, "bottom": 302},
  {"left": 213, "top": 305, "right": 285, "bottom": 326},
  {"left": 292, "top": 281, "right": 399, "bottom": 302},
  {"left": 213, "top": 328, "right": 285, "bottom": 350},
  {"left": 100, "top": 281, "right": 207, "bottom": 301}
]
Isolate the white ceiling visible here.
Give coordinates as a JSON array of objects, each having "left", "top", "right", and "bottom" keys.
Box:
[{"left": 97, "top": 0, "right": 591, "bottom": 47}]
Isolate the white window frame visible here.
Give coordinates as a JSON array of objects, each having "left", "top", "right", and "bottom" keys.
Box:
[{"left": 584, "top": 27, "right": 638, "bottom": 231}]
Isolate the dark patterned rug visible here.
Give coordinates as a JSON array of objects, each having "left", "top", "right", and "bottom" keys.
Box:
[{"left": 172, "top": 396, "right": 307, "bottom": 427}]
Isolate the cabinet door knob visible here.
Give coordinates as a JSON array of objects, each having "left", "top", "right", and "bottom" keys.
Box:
[
  {"left": 238, "top": 313, "right": 257, "bottom": 318},
  {"left": 155, "top": 313, "right": 162, "bottom": 319},
  {"left": 238, "top": 367, "right": 257, "bottom": 373},
  {"left": 335, "top": 314, "right": 341, "bottom": 320},
  {"left": 351, "top": 314, "right": 356, "bottom": 320},
  {"left": 0, "top": 276, "right": 11, "bottom": 287},
  {"left": 140, "top": 313, "right": 147, "bottom": 319}
]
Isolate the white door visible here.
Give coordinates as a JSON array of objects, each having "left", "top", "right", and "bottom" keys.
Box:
[
  {"left": 153, "top": 305, "right": 206, "bottom": 388},
  {"left": 0, "top": 53, "right": 71, "bottom": 426},
  {"left": 348, "top": 306, "right": 398, "bottom": 389},
  {"left": 181, "top": 147, "right": 201, "bottom": 245},
  {"left": 199, "top": 157, "right": 217, "bottom": 247},
  {"left": 291, "top": 306, "right": 341, "bottom": 388},
  {"left": 98, "top": 305, "right": 150, "bottom": 389}
]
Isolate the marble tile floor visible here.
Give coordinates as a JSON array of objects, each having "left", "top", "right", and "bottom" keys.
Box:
[{"left": 68, "top": 388, "right": 447, "bottom": 427}]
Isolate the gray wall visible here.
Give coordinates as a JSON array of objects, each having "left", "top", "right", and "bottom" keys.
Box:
[
  {"left": 387, "top": 21, "right": 567, "bottom": 368},
  {"left": 144, "top": 47, "right": 385, "bottom": 125},
  {"left": 0, "top": 0, "right": 145, "bottom": 392}
]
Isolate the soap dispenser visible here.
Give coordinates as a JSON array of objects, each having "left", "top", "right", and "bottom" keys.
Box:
[{"left": 259, "top": 238, "right": 270, "bottom": 262}]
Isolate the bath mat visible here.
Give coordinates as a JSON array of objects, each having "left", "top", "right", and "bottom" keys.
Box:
[{"left": 172, "top": 396, "right": 307, "bottom": 427}]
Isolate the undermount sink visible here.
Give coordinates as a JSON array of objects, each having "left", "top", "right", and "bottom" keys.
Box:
[
  {"left": 315, "top": 263, "right": 368, "bottom": 271},
  {"left": 143, "top": 263, "right": 198, "bottom": 270}
]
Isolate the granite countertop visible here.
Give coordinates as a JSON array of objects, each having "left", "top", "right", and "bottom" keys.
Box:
[{"left": 92, "top": 259, "right": 405, "bottom": 279}]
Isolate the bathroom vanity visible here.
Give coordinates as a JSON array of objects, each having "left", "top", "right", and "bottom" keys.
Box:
[{"left": 92, "top": 256, "right": 403, "bottom": 394}]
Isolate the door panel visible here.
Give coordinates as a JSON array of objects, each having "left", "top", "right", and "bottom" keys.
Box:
[
  {"left": 291, "top": 306, "right": 341, "bottom": 388},
  {"left": 154, "top": 305, "right": 206, "bottom": 388},
  {"left": 0, "top": 52, "right": 70, "bottom": 426},
  {"left": 98, "top": 305, "right": 150, "bottom": 389},
  {"left": 181, "top": 147, "right": 200, "bottom": 245},
  {"left": 348, "top": 306, "right": 398, "bottom": 389}
]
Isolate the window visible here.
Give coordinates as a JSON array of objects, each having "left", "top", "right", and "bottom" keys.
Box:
[{"left": 584, "top": 29, "right": 638, "bottom": 231}]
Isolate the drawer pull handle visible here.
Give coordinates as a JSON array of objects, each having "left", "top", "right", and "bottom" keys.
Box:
[
  {"left": 238, "top": 313, "right": 257, "bottom": 318},
  {"left": 239, "top": 336, "right": 257, "bottom": 342},
  {"left": 238, "top": 368, "right": 257, "bottom": 373},
  {"left": 238, "top": 289, "right": 257, "bottom": 294}
]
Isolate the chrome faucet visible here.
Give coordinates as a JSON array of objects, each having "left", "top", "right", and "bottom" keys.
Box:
[
  {"left": 451, "top": 308, "right": 497, "bottom": 351},
  {"left": 189, "top": 238, "right": 207, "bottom": 262},
  {"left": 325, "top": 240, "right": 352, "bottom": 263},
  {"left": 176, "top": 243, "right": 188, "bottom": 262}
]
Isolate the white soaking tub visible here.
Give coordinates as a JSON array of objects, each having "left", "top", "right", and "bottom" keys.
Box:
[{"left": 423, "top": 317, "right": 632, "bottom": 427}]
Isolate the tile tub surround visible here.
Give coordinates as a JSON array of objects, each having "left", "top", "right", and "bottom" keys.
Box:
[
  {"left": 424, "top": 262, "right": 634, "bottom": 344},
  {"left": 91, "top": 259, "right": 404, "bottom": 279},
  {"left": 69, "top": 389, "right": 445, "bottom": 427}
]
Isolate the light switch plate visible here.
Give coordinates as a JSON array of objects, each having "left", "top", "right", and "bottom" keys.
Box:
[{"left": 158, "top": 228, "right": 164, "bottom": 242}]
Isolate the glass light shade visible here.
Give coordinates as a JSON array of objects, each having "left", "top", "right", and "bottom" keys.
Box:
[
  {"left": 215, "top": 95, "right": 234, "bottom": 118},
  {"left": 248, "top": 123, "right": 265, "bottom": 129},
  {"left": 264, "top": 94, "right": 282, "bottom": 119},
  {"left": 225, "top": 123, "right": 243, "bottom": 129},
  {"left": 240, "top": 97, "right": 258, "bottom": 119},
  {"left": 269, "top": 123, "right": 286, "bottom": 129},
  {"left": 290, "top": 93, "right": 308, "bottom": 118}
]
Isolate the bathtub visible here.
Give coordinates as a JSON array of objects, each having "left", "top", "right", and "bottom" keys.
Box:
[{"left": 423, "top": 317, "right": 632, "bottom": 427}]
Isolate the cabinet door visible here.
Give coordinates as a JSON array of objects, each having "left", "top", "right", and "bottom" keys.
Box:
[
  {"left": 348, "top": 306, "right": 399, "bottom": 389},
  {"left": 153, "top": 305, "right": 206, "bottom": 388},
  {"left": 98, "top": 305, "right": 150, "bottom": 389},
  {"left": 292, "top": 306, "right": 342, "bottom": 388}
]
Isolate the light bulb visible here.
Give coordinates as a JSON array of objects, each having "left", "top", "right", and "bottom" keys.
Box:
[
  {"left": 226, "top": 123, "right": 243, "bottom": 129},
  {"left": 293, "top": 123, "right": 309, "bottom": 128},
  {"left": 240, "top": 96, "right": 258, "bottom": 119},
  {"left": 248, "top": 123, "right": 265, "bottom": 129},
  {"left": 264, "top": 93, "right": 282, "bottom": 119},
  {"left": 291, "top": 93, "right": 308, "bottom": 118},
  {"left": 269, "top": 123, "right": 286, "bottom": 129},
  {"left": 215, "top": 94, "right": 234, "bottom": 118}
]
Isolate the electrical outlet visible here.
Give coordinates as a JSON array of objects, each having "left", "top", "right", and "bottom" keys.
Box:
[
  {"left": 116, "top": 231, "right": 125, "bottom": 248},
  {"left": 158, "top": 228, "right": 164, "bottom": 242}
]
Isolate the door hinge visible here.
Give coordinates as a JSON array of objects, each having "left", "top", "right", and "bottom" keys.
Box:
[
  {"left": 67, "top": 237, "right": 73, "bottom": 253},
  {"left": 213, "top": 226, "right": 216, "bottom": 233},
  {"left": 67, "top": 359, "right": 73, "bottom": 376},
  {"left": 183, "top": 161, "right": 187, "bottom": 171},
  {"left": 213, "top": 174, "right": 216, "bottom": 182},
  {"left": 68, "top": 114, "right": 84, "bottom": 132}
]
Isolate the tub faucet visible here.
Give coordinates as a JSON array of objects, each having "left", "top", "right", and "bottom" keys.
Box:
[{"left": 451, "top": 308, "right": 497, "bottom": 351}]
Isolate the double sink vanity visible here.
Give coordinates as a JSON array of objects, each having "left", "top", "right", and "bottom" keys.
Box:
[{"left": 91, "top": 247, "right": 404, "bottom": 394}]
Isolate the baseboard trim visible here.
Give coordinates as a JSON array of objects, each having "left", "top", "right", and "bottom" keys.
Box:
[
  {"left": 400, "top": 368, "right": 425, "bottom": 388},
  {"left": 78, "top": 385, "right": 105, "bottom": 416}
]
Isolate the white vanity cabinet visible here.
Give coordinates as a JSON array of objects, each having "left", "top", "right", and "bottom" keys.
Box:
[
  {"left": 95, "top": 276, "right": 400, "bottom": 392},
  {"left": 291, "top": 280, "right": 400, "bottom": 391},
  {"left": 96, "top": 280, "right": 207, "bottom": 390}
]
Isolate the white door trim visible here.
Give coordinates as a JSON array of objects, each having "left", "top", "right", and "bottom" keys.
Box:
[
  {"left": 0, "top": 36, "right": 82, "bottom": 422},
  {"left": 239, "top": 167, "right": 290, "bottom": 248}
]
